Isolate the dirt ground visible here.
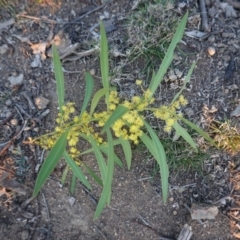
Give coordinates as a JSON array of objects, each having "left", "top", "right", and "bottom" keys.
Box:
[{"left": 0, "top": 0, "right": 240, "bottom": 239}]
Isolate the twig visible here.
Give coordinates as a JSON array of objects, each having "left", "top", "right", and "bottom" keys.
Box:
[
  {"left": 15, "top": 104, "right": 32, "bottom": 119},
  {"left": 16, "top": 13, "right": 61, "bottom": 24},
  {"left": 41, "top": 192, "right": 51, "bottom": 240},
  {"left": 21, "top": 92, "right": 36, "bottom": 110},
  {"left": 63, "top": 0, "right": 114, "bottom": 30},
  {"left": 199, "top": 0, "right": 210, "bottom": 32}
]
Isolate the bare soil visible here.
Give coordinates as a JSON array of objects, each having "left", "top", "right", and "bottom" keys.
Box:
[{"left": 0, "top": 0, "right": 240, "bottom": 239}]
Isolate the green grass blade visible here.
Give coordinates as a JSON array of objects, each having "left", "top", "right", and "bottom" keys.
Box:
[
  {"left": 61, "top": 165, "right": 69, "bottom": 185},
  {"left": 173, "top": 122, "right": 197, "bottom": 150},
  {"left": 178, "top": 116, "right": 217, "bottom": 147},
  {"left": 119, "top": 138, "right": 132, "bottom": 170},
  {"left": 94, "top": 130, "right": 114, "bottom": 219},
  {"left": 100, "top": 21, "right": 109, "bottom": 90},
  {"left": 102, "top": 105, "right": 128, "bottom": 133},
  {"left": 89, "top": 136, "right": 107, "bottom": 183},
  {"left": 171, "top": 62, "right": 196, "bottom": 104},
  {"left": 82, "top": 163, "right": 103, "bottom": 186},
  {"left": 142, "top": 122, "right": 169, "bottom": 203},
  {"left": 149, "top": 12, "right": 188, "bottom": 96},
  {"left": 80, "top": 72, "right": 94, "bottom": 117},
  {"left": 52, "top": 44, "right": 65, "bottom": 109},
  {"left": 70, "top": 173, "right": 77, "bottom": 194},
  {"left": 33, "top": 130, "right": 68, "bottom": 197},
  {"left": 63, "top": 151, "right": 92, "bottom": 190}
]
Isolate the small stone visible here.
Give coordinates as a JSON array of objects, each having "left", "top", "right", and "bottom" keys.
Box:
[
  {"left": 191, "top": 203, "right": 218, "bottom": 220},
  {"left": 89, "top": 68, "right": 96, "bottom": 76},
  {"left": 208, "top": 35, "right": 215, "bottom": 43},
  {"left": 8, "top": 74, "right": 24, "bottom": 87},
  {"left": 169, "top": 197, "right": 174, "bottom": 202},
  {"left": 21, "top": 230, "right": 29, "bottom": 240},
  {"left": 0, "top": 44, "right": 9, "bottom": 54},
  {"left": 68, "top": 196, "right": 75, "bottom": 206},
  {"left": 34, "top": 96, "right": 50, "bottom": 110},
  {"left": 207, "top": 47, "right": 216, "bottom": 56},
  {"left": 5, "top": 99, "right": 12, "bottom": 106},
  {"left": 5, "top": 111, "right": 12, "bottom": 118},
  {"left": 10, "top": 118, "right": 19, "bottom": 126},
  {"left": 173, "top": 210, "right": 178, "bottom": 216}
]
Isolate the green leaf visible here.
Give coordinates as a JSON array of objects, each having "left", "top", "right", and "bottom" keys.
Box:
[
  {"left": 80, "top": 72, "right": 94, "bottom": 117},
  {"left": 61, "top": 165, "right": 69, "bottom": 185},
  {"left": 80, "top": 139, "right": 121, "bottom": 155},
  {"left": 100, "top": 148, "right": 123, "bottom": 168},
  {"left": 173, "top": 122, "right": 197, "bottom": 150},
  {"left": 63, "top": 151, "right": 92, "bottom": 189},
  {"left": 82, "top": 163, "right": 103, "bottom": 186},
  {"left": 141, "top": 122, "right": 169, "bottom": 203},
  {"left": 90, "top": 88, "right": 109, "bottom": 115},
  {"left": 33, "top": 130, "right": 68, "bottom": 197},
  {"left": 89, "top": 136, "right": 107, "bottom": 183},
  {"left": 52, "top": 44, "right": 65, "bottom": 110},
  {"left": 70, "top": 174, "right": 77, "bottom": 194},
  {"left": 102, "top": 105, "right": 128, "bottom": 133},
  {"left": 178, "top": 116, "right": 217, "bottom": 147},
  {"left": 171, "top": 62, "right": 196, "bottom": 103},
  {"left": 149, "top": 12, "right": 188, "bottom": 96},
  {"left": 94, "top": 130, "right": 114, "bottom": 219},
  {"left": 119, "top": 138, "right": 132, "bottom": 170},
  {"left": 100, "top": 21, "right": 109, "bottom": 90}
]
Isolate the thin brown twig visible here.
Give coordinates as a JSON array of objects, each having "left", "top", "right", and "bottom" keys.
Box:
[
  {"left": 16, "top": 13, "right": 61, "bottom": 24},
  {"left": 199, "top": 0, "right": 210, "bottom": 32}
]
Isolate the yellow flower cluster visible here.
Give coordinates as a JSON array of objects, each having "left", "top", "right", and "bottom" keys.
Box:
[
  {"left": 110, "top": 89, "right": 154, "bottom": 144},
  {"left": 153, "top": 95, "right": 188, "bottom": 133},
  {"left": 112, "top": 110, "right": 144, "bottom": 144},
  {"left": 37, "top": 103, "right": 103, "bottom": 163}
]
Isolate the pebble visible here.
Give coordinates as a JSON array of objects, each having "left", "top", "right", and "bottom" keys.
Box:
[
  {"left": 5, "top": 111, "right": 12, "bottom": 118},
  {"left": 34, "top": 96, "right": 50, "bottom": 110},
  {"left": 89, "top": 68, "right": 96, "bottom": 76},
  {"left": 21, "top": 230, "right": 29, "bottom": 240},
  {"left": 169, "top": 197, "right": 174, "bottom": 202},
  {"left": 207, "top": 47, "right": 216, "bottom": 56},
  {"left": 5, "top": 99, "right": 12, "bottom": 106},
  {"left": 10, "top": 118, "right": 19, "bottom": 126},
  {"left": 0, "top": 44, "right": 9, "bottom": 54},
  {"left": 173, "top": 210, "right": 178, "bottom": 216},
  {"left": 208, "top": 35, "right": 215, "bottom": 43}
]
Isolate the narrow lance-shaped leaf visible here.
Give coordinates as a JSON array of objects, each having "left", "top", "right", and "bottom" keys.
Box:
[
  {"left": 63, "top": 151, "right": 92, "bottom": 190},
  {"left": 142, "top": 122, "right": 169, "bottom": 203},
  {"left": 71, "top": 173, "right": 77, "bottom": 194},
  {"left": 82, "top": 163, "right": 103, "bottom": 186},
  {"left": 119, "top": 138, "right": 132, "bottom": 170},
  {"left": 149, "top": 12, "right": 188, "bottom": 96},
  {"left": 52, "top": 44, "right": 65, "bottom": 110},
  {"left": 80, "top": 72, "right": 94, "bottom": 117},
  {"left": 178, "top": 116, "right": 217, "bottom": 147},
  {"left": 33, "top": 130, "right": 69, "bottom": 197},
  {"left": 171, "top": 61, "right": 196, "bottom": 104},
  {"left": 102, "top": 105, "right": 128, "bottom": 133},
  {"left": 94, "top": 130, "right": 114, "bottom": 219},
  {"left": 100, "top": 21, "right": 110, "bottom": 109},
  {"left": 173, "top": 122, "right": 197, "bottom": 151},
  {"left": 61, "top": 165, "right": 69, "bottom": 185},
  {"left": 90, "top": 87, "right": 116, "bottom": 115},
  {"left": 88, "top": 135, "right": 107, "bottom": 183}
]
